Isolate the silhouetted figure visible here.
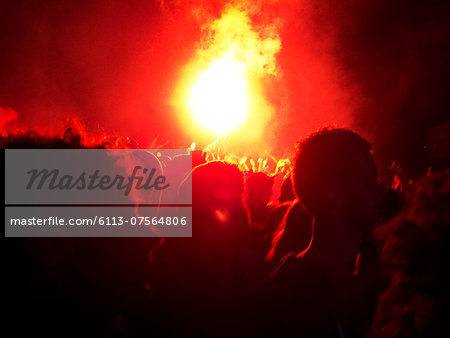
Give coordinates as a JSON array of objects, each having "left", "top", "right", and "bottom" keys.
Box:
[
  {"left": 263, "top": 175, "right": 303, "bottom": 262},
  {"left": 378, "top": 161, "right": 407, "bottom": 223},
  {"left": 278, "top": 174, "right": 296, "bottom": 203},
  {"left": 148, "top": 161, "right": 263, "bottom": 336},
  {"left": 244, "top": 172, "right": 277, "bottom": 255},
  {"left": 3, "top": 128, "right": 157, "bottom": 337},
  {"left": 263, "top": 128, "right": 382, "bottom": 337},
  {"left": 265, "top": 175, "right": 314, "bottom": 277},
  {"left": 368, "top": 169, "right": 450, "bottom": 338},
  {"left": 266, "top": 199, "right": 313, "bottom": 268},
  {"left": 245, "top": 172, "right": 274, "bottom": 228}
]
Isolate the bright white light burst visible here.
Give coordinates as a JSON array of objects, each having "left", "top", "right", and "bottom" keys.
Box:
[{"left": 189, "top": 55, "right": 249, "bottom": 135}]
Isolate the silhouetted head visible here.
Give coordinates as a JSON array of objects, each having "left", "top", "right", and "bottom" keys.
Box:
[
  {"left": 193, "top": 161, "right": 243, "bottom": 207},
  {"left": 192, "top": 161, "right": 248, "bottom": 245},
  {"left": 370, "top": 169, "right": 450, "bottom": 337},
  {"left": 279, "top": 175, "right": 296, "bottom": 203},
  {"left": 192, "top": 149, "right": 206, "bottom": 168},
  {"left": 244, "top": 172, "right": 274, "bottom": 212},
  {"left": 293, "top": 128, "right": 379, "bottom": 234}
]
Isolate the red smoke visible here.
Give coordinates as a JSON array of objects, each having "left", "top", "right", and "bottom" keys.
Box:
[{"left": 1, "top": 0, "right": 449, "bottom": 176}]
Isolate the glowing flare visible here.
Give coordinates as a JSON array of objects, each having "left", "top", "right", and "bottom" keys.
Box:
[
  {"left": 189, "top": 55, "right": 249, "bottom": 135},
  {"left": 173, "top": 6, "right": 281, "bottom": 146}
]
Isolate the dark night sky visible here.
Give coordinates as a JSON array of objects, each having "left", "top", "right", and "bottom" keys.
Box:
[{"left": 1, "top": 0, "right": 449, "bottom": 177}]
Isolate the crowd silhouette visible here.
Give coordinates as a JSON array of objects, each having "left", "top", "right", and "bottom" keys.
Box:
[{"left": 3, "top": 126, "right": 450, "bottom": 337}]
